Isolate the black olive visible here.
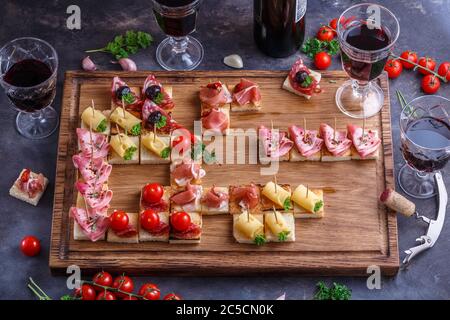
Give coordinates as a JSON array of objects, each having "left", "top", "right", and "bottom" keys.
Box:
[
  {"left": 116, "top": 86, "right": 131, "bottom": 100},
  {"left": 295, "top": 71, "right": 309, "bottom": 84},
  {"left": 148, "top": 111, "right": 162, "bottom": 125},
  {"left": 145, "top": 85, "right": 162, "bottom": 100}
]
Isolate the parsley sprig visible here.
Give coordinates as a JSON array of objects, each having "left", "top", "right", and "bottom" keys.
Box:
[
  {"left": 254, "top": 234, "right": 266, "bottom": 246},
  {"left": 314, "top": 200, "right": 324, "bottom": 213},
  {"left": 278, "top": 231, "right": 290, "bottom": 242},
  {"left": 301, "top": 38, "right": 340, "bottom": 59},
  {"left": 314, "top": 281, "right": 352, "bottom": 300},
  {"left": 283, "top": 198, "right": 292, "bottom": 212},
  {"left": 86, "top": 31, "right": 153, "bottom": 60}
]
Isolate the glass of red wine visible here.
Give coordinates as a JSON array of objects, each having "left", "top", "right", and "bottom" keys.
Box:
[
  {"left": 152, "top": 0, "right": 204, "bottom": 71},
  {"left": 336, "top": 3, "right": 400, "bottom": 118},
  {"left": 399, "top": 95, "right": 450, "bottom": 199},
  {"left": 0, "top": 37, "right": 59, "bottom": 139}
]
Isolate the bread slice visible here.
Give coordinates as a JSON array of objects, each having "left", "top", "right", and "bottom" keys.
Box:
[
  {"left": 201, "top": 187, "right": 229, "bottom": 215},
  {"left": 233, "top": 213, "right": 264, "bottom": 244},
  {"left": 351, "top": 130, "right": 380, "bottom": 160},
  {"left": 229, "top": 185, "right": 262, "bottom": 215},
  {"left": 9, "top": 170, "right": 49, "bottom": 206},
  {"left": 139, "top": 186, "right": 171, "bottom": 213},
  {"left": 282, "top": 70, "right": 322, "bottom": 100},
  {"left": 261, "top": 184, "right": 292, "bottom": 212},
  {"left": 201, "top": 106, "right": 231, "bottom": 136},
  {"left": 108, "top": 135, "right": 140, "bottom": 165},
  {"left": 228, "top": 85, "right": 262, "bottom": 112},
  {"left": 171, "top": 185, "right": 203, "bottom": 213},
  {"left": 264, "top": 212, "right": 296, "bottom": 242},
  {"left": 107, "top": 212, "right": 139, "bottom": 244},
  {"left": 80, "top": 110, "right": 111, "bottom": 136},
  {"left": 289, "top": 146, "right": 322, "bottom": 162},
  {"left": 140, "top": 134, "right": 171, "bottom": 164},
  {"left": 169, "top": 212, "right": 202, "bottom": 244},
  {"left": 200, "top": 85, "right": 232, "bottom": 111},
  {"left": 294, "top": 189, "right": 325, "bottom": 219},
  {"left": 139, "top": 211, "right": 170, "bottom": 242},
  {"left": 321, "top": 147, "right": 352, "bottom": 162}
]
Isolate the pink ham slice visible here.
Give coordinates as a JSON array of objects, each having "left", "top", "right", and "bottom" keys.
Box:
[
  {"left": 70, "top": 207, "right": 110, "bottom": 242},
  {"left": 320, "top": 123, "right": 352, "bottom": 156},
  {"left": 289, "top": 125, "right": 324, "bottom": 157},
  {"left": 288, "top": 59, "right": 319, "bottom": 96},
  {"left": 75, "top": 181, "right": 113, "bottom": 209},
  {"left": 199, "top": 82, "right": 232, "bottom": 108},
  {"left": 347, "top": 124, "right": 381, "bottom": 158},
  {"left": 142, "top": 74, "right": 175, "bottom": 110},
  {"left": 16, "top": 173, "right": 45, "bottom": 199},
  {"left": 231, "top": 184, "right": 259, "bottom": 210},
  {"left": 171, "top": 223, "right": 202, "bottom": 240},
  {"left": 170, "top": 183, "right": 202, "bottom": 212},
  {"left": 171, "top": 160, "right": 206, "bottom": 187},
  {"left": 73, "top": 154, "right": 112, "bottom": 188},
  {"left": 202, "top": 186, "right": 229, "bottom": 209},
  {"left": 202, "top": 108, "right": 229, "bottom": 133},
  {"left": 77, "top": 128, "right": 110, "bottom": 159},
  {"left": 233, "top": 79, "right": 261, "bottom": 106},
  {"left": 259, "top": 126, "right": 294, "bottom": 158}
]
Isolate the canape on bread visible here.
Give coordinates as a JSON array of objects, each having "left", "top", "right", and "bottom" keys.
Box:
[
  {"left": 139, "top": 210, "right": 170, "bottom": 242},
  {"left": 81, "top": 107, "right": 111, "bottom": 135},
  {"left": 261, "top": 182, "right": 292, "bottom": 212},
  {"left": 169, "top": 212, "right": 202, "bottom": 244},
  {"left": 292, "top": 185, "right": 324, "bottom": 219},
  {"left": 109, "top": 133, "right": 139, "bottom": 164},
  {"left": 107, "top": 211, "right": 139, "bottom": 244},
  {"left": 76, "top": 128, "right": 110, "bottom": 159},
  {"left": 140, "top": 132, "right": 171, "bottom": 164},
  {"left": 229, "top": 184, "right": 262, "bottom": 215},
  {"left": 201, "top": 106, "right": 231, "bottom": 136},
  {"left": 259, "top": 126, "right": 294, "bottom": 163},
  {"left": 140, "top": 183, "right": 170, "bottom": 213},
  {"left": 320, "top": 123, "right": 352, "bottom": 162},
  {"left": 170, "top": 183, "right": 203, "bottom": 213},
  {"left": 201, "top": 186, "right": 229, "bottom": 215},
  {"left": 111, "top": 77, "right": 142, "bottom": 114},
  {"left": 9, "top": 169, "right": 48, "bottom": 206},
  {"left": 264, "top": 211, "right": 295, "bottom": 242},
  {"left": 229, "top": 78, "right": 262, "bottom": 112},
  {"left": 73, "top": 192, "right": 106, "bottom": 241},
  {"left": 199, "top": 81, "right": 232, "bottom": 110},
  {"left": 282, "top": 59, "right": 322, "bottom": 100},
  {"left": 142, "top": 74, "right": 175, "bottom": 111},
  {"left": 233, "top": 211, "right": 265, "bottom": 245},
  {"left": 110, "top": 107, "right": 142, "bottom": 136},
  {"left": 170, "top": 159, "right": 205, "bottom": 190},
  {"left": 347, "top": 124, "right": 381, "bottom": 160},
  {"left": 288, "top": 125, "right": 323, "bottom": 162}
]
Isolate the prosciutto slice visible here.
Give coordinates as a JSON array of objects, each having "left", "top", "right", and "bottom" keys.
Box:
[
  {"left": 231, "top": 184, "right": 259, "bottom": 210},
  {"left": 16, "top": 170, "right": 45, "bottom": 199},
  {"left": 347, "top": 124, "right": 381, "bottom": 158},
  {"left": 171, "top": 223, "right": 202, "bottom": 240},
  {"left": 141, "top": 198, "right": 169, "bottom": 212},
  {"left": 320, "top": 123, "right": 352, "bottom": 156},
  {"left": 111, "top": 76, "right": 142, "bottom": 110},
  {"left": 73, "top": 155, "right": 112, "bottom": 188},
  {"left": 288, "top": 59, "right": 319, "bottom": 96},
  {"left": 233, "top": 79, "right": 261, "bottom": 106},
  {"left": 259, "top": 126, "right": 294, "bottom": 158},
  {"left": 77, "top": 128, "right": 110, "bottom": 159},
  {"left": 171, "top": 160, "right": 206, "bottom": 187},
  {"left": 289, "top": 125, "right": 324, "bottom": 157},
  {"left": 70, "top": 207, "right": 110, "bottom": 242},
  {"left": 142, "top": 74, "right": 175, "bottom": 110},
  {"left": 202, "top": 187, "right": 229, "bottom": 209},
  {"left": 199, "top": 82, "right": 232, "bottom": 108},
  {"left": 171, "top": 183, "right": 202, "bottom": 212},
  {"left": 147, "top": 221, "right": 170, "bottom": 236},
  {"left": 114, "top": 224, "right": 138, "bottom": 238},
  {"left": 75, "top": 181, "right": 113, "bottom": 209},
  {"left": 202, "top": 108, "right": 229, "bottom": 133}
]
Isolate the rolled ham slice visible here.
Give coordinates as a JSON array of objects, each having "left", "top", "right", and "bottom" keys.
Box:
[
  {"left": 70, "top": 207, "right": 110, "bottom": 242},
  {"left": 75, "top": 181, "right": 113, "bottom": 209},
  {"left": 73, "top": 155, "right": 112, "bottom": 188},
  {"left": 289, "top": 125, "right": 324, "bottom": 157},
  {"left": 231, "top": 184, "right": 259, "bottom": 210},
  {"left": 77, "top": 128, "right": 110, "bottom": 159},
  {"left": 320, "top": 123, "right": 352, "bottom": 157},
  {"left": 259, "top": 126, "right": 294, "bottom": 158},
  {"left": 171, "top": 183, "right": 202, "bottom": 212},
  {"left": 171, "top": 160, "right": 206, "bottom": 187},
  {"left": 202, "top": 108, "right": 229, "bottom": 133},
  {"left": 199, "top": 82, "right": 232, "bottom": 108},
  {"left": 142, "top": 74, "right": 175, "bottom": 110},
  {"left": 347, "top": 124, "right": 381, "bottom": 159},
  {"left": 202, "top": 186, "right": 229, "bottom": 209},
  {"left": 233, "top": 79, "right": 261, "bottom": 106}
]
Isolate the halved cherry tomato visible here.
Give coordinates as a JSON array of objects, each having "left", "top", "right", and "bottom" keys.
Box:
[
  {"left": 438, "top": 62, "right": 450, "bottom": 81},
  {"left": 163, "top": 293, "right": 182, "bottom": 300},
  {"left": 143, "top": 183, "right": 164, "bottom": 204},
  {"left": 384, "top": 59, "right": 403, "bottom": 79},
  {"left": 110, "top": 211, "right": 129, "bottom": 232},
  {"left": 140, "top": 209, "right": 161, "bottom": 232},
  {"left": 138, "top": 283, "right": 161, "bottom": 300},
  {"left": 112, "top": 275, "right": 134, "bottom": 299},
  {"left": 399, "top": 51, "right": 418, "bottom": 69},
  {"left": 20, "top": 169, "right": 31, "bottom": 182},
  {"left": 170, "top": 212, "right": 191, "bottom": 232},
  {"left": 314, "top": 52, "right": 332, "bottom": 70},
  {"left": 74, "top": 284, "right": 97, "bottom": 300},
  {"left": 20, "top": 236, "right": 41, "bottom": 257},
  {"left": 421, "top": 75, "right": 441, "bottom": 94},
  {"left": 92, "top": 271, "right": 113, "bottom": 292},
  {"left": 418, "top": 57, "right": 436, "bottom": 75},
  {"left": 96, "top": 291, "right": 116, "bottom": 300},
  {"left": 317, "top": 26, "right": 335, "bottom": 41}
]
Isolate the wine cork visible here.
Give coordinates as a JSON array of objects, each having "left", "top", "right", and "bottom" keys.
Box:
[{"left": 379, "top": 188, "right": 416, "bottom": 217}]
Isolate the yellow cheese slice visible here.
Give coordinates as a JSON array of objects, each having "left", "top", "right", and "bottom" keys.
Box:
[
  {"left": 235, "top": 212, "right": 264, "bottom": 240},
  {"left": 81, "top": 107, "right": 106, "bottom": 132},
  {"left": 292, "top": 185, "right": 323, "bottom": 213},
  {"left": 141, "top": 132, "right": 168, "bottom": 157},
  {"left": 262, "top": 182, "right": 291, "bottom": 208},
  {"left": 110, "top": 134, "right": 137, "bottom": 158},
  {"left": 265, "top": 211, "right": 290, "bottom": 235},
  {"left": 110, "top": 107, "right": 141, "bottom": 131}
]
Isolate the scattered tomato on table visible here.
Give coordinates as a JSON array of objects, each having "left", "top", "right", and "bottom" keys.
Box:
[
  {"left": 314, "top": 52, "right": 332, "bottom": 70},
  {"left": 384, "top": 59, "right": 403, "bottom": 79},
  {"left": 317, "top": 26, "right": 335, "bottom": 42},
  {"left": 20, "top": 235, "right": 41, "bottom": 257}
]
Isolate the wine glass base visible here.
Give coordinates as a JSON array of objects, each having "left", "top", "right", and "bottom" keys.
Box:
[
  {"left": 16, "top": 106, "right": 59, "bottom": 140},
  {"left": 335, "top": 80, "right": 384, "bottom": 118},
  {"left": 156, "top": 36, "right": 204, "bottom": 71},
  {"left": 398, "top": 164, "right": 436, "bottom": 199}
]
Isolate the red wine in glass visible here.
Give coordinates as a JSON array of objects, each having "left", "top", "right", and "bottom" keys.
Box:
[
  {"left": 342, "top": 24, "right": 391, "bottom": 82},
  {"left": 3, "top": 59, "right": 55, "bottom": 112},
  {"left": 153, "top": 0, "right": 198, "bottom": 37}
]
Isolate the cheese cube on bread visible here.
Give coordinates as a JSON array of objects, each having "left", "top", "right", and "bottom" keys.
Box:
[
  {"left": 139, "top": 211, "right": 170, "bottom": 242},
  {"left": 107, "top": 212, "right": 139, "bottom": 244},
  {"left": 233, "top": 213, "right": 264, "bottom": 244},
  {"left": 9, "top": 169, "right": 48, "bottom": 206},
  {"left": 169, "top": 212, "right": 202, "bottom": 244},
  {"left": 293, "top": 189, "right": 325, "bottom": 219},
  {"left": 264, "top": 212, "right": 296, "bottom": 242},
  {"left": 282, "top": 70, "right": 321, "bottom": 100},
  {"left": 80, "top": 109, "right": 111, "bottom": 136},
  {"left": 108, "top": 135, "right": 140, "bottom": 165},
  {"left": 140, "top": 134, "right": 171, "bottom": 164}
]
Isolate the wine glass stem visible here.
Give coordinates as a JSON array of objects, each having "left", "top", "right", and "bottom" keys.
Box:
[
  {"left": 169, "top": 37, "right": 188, "bottom": 54},
  {"left": 351, "top": 79, "right": 369, "bottom": 98},
  {"left": 30, "top": 110, "right": 43, "bottom": 120}
]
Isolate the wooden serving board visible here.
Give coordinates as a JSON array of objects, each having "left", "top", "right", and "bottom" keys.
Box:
[{"left": 50, "top": 70, "right": 399, "bottom": 276}]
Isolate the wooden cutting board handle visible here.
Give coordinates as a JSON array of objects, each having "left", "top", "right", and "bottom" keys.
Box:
[{"left": 380, "top": 188, "right": 416, "bottom": 217}]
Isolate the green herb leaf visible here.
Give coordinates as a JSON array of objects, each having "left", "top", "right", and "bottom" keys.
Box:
[
  {"left": 122, "top": 92, "right": 136, "bottom": 105},
  {"left": 300, "top": 75, "right": 313, "bottom": 88},
  {"left": 314, "top": 200, "right": 323, "bottom": 213},
  {"left": 152, "top": 92, "right": 164, "bottom": 105},
  {"left": 156, "top": 115, "right": 167, "bottom": 129},
  {"left": 283, "top": 198, "right": 292, "bottom": 212},
  {"left": 60, "top": 295, "right": 76, "bottom": 300},
  {"left": 130, "top": 123, "right": 141, "bottom": 136},
  {"left": 124, "top": 146, "right": 137, "bottom": 161},
  {"left": 96, "top": 119, "right": 107, "bottom": 133},
  {"left": 301, "top": 37, "right": 340, "bottom": 58},
  {"left": 314, "top": 281, "right": 352, "bottom": 300},
  {"left": 254, "top": 234, "right": 266, "bottom": 246},
  {"left": 161, "top": 147, "right": 171, "bottom": 159},
  {"left": 278, "top": 231, "right": 290, "bottom": 242}
]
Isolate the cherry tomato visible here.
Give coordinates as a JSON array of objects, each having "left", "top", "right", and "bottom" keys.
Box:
[
  {"left": 140, "top": 209, "right": 161, "bottom": 232},
  {"left": 143, "top": 183, "right": 164, "bottom": 204},
  {"left": 438, "top": 62, "right": 450, "bottom": 81},
  {"left": 96, "top": 291, "right": 116, "bottom": 300},
  {"left": 170, "top": 212, "right": 191, "bottom": 232},
  {"left": 110, "top": 211, "right": 129, "bottom": 232},
  {"left": 329, "top": 17, "right": 346, "bottom": 32},
  {"left": 123, "top": 295, "right": 139, "bottom": 300},
  {"left": 314, "top": 52, "right": 332, "bottom": 70},
  {"left": 163, "top": 293, "right": 182, "bottom": 300},
  {"left": 20, "top": 236, "right": 41, "bottom": 257},
  {"left": 112, "top": 275, "right": 134, "bottom": 298},
  {"left": 20, "top": 169, "right": 31, "bottom": 182},
  {"left": 384, "top": 59, "right": 403, "bottom": 79},
  {"left": 317, "top": 26, "right": 335, "bottom": 42},
  {"left": 138, "top": 283, "right": 161, "bottom": 300},
  {"left": 421, "top": 75, "right": 441, "bottom": 94},
  {"left": 418, "top": 57, "right": 436, "bottom": 75},
  {"left": 74, "top": 284, "right": 97, "bottom": 300},
  {"left": 92, "top": 271, "right": 113, "bottom": 292},
  {"left": 399, "top": 51, "right": 418, "bottom": 69}
]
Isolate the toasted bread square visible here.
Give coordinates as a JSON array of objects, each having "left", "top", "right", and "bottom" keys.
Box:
[
  {"left": 282, "top": 70, "right": 322, "bottom": 100},
  {"left": 200, "top": 85, "right": 232, "bottom": 111},
  {"left": 9, "top": 170, "right": 49, "bottom": 206},
  {"left": 108, "top": 135, "right": 140, "bottom": 165},
  {"left": 261, "top": 184, "right": 292, "bottom": 212},
  {"left": 73, "top": 221, "right": 106, "bottom": 241},
  {"left": 80, "top": 110, "right": 111, "bottom": 136},
  {"left": 139, "top": 211, "right": 170, "bottom": 242},
  {"left": 293, "top": 189, "right": 325, "bottom": 219},
  {"left": 229, "top": 185, "right": 262, "bottom": 215},
  {"left": 321, "top": 147, "right": 352, "bottom": 162},
  {"left": 264, "top": 212, "right": 296, "bottom": 242},
  {"left": 351, "top": 130, "right": 380, "bottom": 160},
  {"left": 289, "top": 146, "right": 322, "bottom": 162},
  {"left": 171, "top": 185, "right": 203, "bottom": 213},
  {"left": 233, "top": 213, "right": 264, "bottom": 244},
  {"left": 139, "top": 186, "right": 171, "bottom": 213},
  {"left": 169, "top": 212, "right": 202, "bottom": 244},
  {"left": 140, "top": 135, "right": 171, "bottom": 164},
  {"left": 107, "top": 212, "right": 139, "bottom": 243},
  {"left": 228, "top": 85, "right": 262, "bottom": 112},
  {"left": 201, "top": 187, "right": 229, "bottom": 215},
  {"left": 201, "top": 106, "right": 231, "bottom": 136}
]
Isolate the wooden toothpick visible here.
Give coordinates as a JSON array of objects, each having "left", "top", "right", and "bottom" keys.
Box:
[
  {"left": 274, "top": 175, "right": 278, "bottom": 193},
  {"left": 89, "top": 121, "right": 95, "bottom": 164},
  {"left": 334, "top": 117, "right": 337, "bottom": 142},
  {"left": 362, "top": 117, "right": 367, "bottom": 143},
  {"left": 272, "top": 206, "right": 279, "bottom": 224},
  {"left": 153, "top": 125, "right": 157, "bottom": 143},
  {"left": 306, "top": 184, "right": 309, "bottom": 199},
  {"left": 121, "top": 96, "right": 127, "bottom": 118},
  {"left": 115, "top": 124, "right": 122, "bottom": 143}
]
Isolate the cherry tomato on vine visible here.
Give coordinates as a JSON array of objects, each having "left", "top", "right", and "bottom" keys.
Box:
[
  {"left": 138, "top": 283, "right": 161, "bottom": 300},
  {"left": 92, "top": 271, "right": 113, "bottom": 291},
  {"left": 438, "top": 62, "right": 450, "bottom": 81},
  {"left": 163, "top": 293, "right": 182, "bottom": 300},
  {"left": 170, "top": 212, "right": 191, "bottom": 232},
  {"left": 329, "top": 16, "right": 346, "bottom": 32},
  {"left": 20, "top": 236, "right": 41, "bottom": 257},
  {"left": 317, "top": 26, "right": 335, "bottom": 42},
  {"left": 384, "top": 59, "right": 403, "bottom": 79},
  {"left": 399, "top": 51, "right": 418, "bottom": 69},
  {"left": 74, "top": 284, "right": 97, "bottom": 300},
  {"left": 122, "top": 295, "right": 139, "bottom": 300},
  {"left": 421, "top": 75, "right": 441, "bottom": 94},
  {"left": 141, "top": 209, "right": 161, "bottom": 232},
  {"left": 96, "top": 291, "right": 116, "bottom": 300},
  {"left": 110, "top": 211, "right": 129, "bottom": 232},
  {"left": 418, "top": 57, "right": 436, "bottom": 75},
  {"left": 112, "top": 275, "right": 134, "bottom": 298},
  {"left": 142, "top": 183, "right": 164, "bottom": 204},
  {"left": 314, "top": 52, "right": 332, "bottom": 70}
]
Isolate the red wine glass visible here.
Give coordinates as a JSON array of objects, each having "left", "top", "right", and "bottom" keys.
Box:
[
  {"left": 0, "top": 37, "right": 59, "bottom": 139},
  {"left": 336, "top": 3, "right": 400, "bottom": 118},
  {"left": 399, "top": 95, "right": 450, "bottom": 199}
]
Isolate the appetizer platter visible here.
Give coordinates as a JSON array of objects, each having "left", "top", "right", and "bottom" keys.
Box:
[{"left": 50, "top": 68, "right": 398, "bottom": 275}]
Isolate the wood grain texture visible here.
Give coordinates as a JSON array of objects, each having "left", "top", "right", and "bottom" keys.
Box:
[{"left": 50, "top": 70, "right": 399, "bottom": 276}]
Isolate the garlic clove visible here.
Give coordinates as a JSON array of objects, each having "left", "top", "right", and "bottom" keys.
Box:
[
  {"left": 118, "top": 58, "right": 137, "bottom": 71},
  {"left": 224, "top": 54, "right": 244, "bottom": 69},
  {"left": 82, "top": 56, "right": 97, "bottom": 71}
]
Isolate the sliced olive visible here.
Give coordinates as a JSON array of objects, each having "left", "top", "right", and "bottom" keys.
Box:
[
  {"left": 116, "top": 86, "right": 131, "bottom": 100},
  {"left": 145, "top": 85, "right": 162, "bottom": 100}
]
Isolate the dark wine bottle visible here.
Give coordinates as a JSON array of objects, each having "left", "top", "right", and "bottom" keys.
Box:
[{"left": 254, "top": 0, "right": 307, "bottom": 58}]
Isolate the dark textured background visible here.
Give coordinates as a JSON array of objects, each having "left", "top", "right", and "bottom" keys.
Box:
[{"left": 0, "top": 0, "right": 449, "bottom": 300}]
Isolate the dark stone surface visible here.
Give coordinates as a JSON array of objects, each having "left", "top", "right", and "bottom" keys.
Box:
[{"left": 0, "top": 0, "right": 449, "bottom": 300}]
